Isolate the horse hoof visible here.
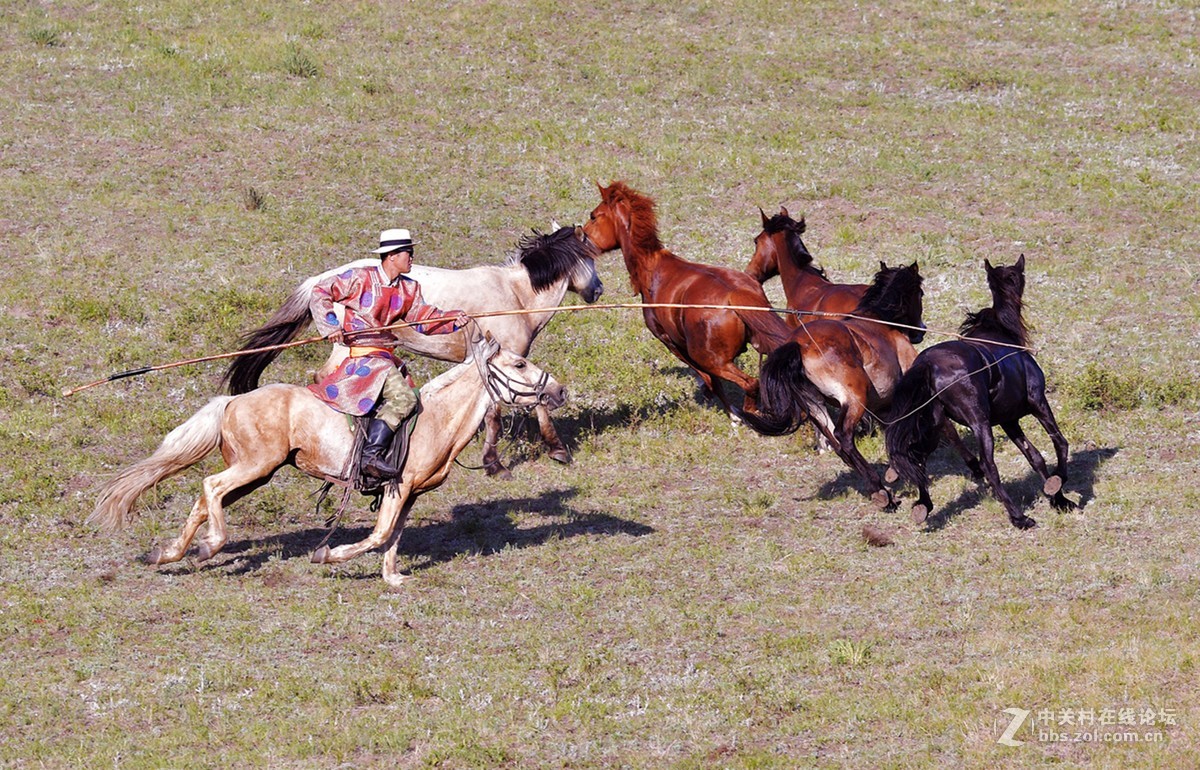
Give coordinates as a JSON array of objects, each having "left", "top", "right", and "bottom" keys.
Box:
[
  {"left": 911, "top": 504, "right": 929, "bottom": 525},
  {"left": 1043, "top": 475, "right": 1063, "bottom": 496},
  {"left": 1013, "top": 516, "right": 1037, "bottom": 530},
  {"left": 196, "top": 542, "right": 216, "bottom": 562},
  {"left": 311, "top": 545, "right": 331, "bottom": 564},
  {"left": 143, "top": 547, "right": 165, "bottom": 566},
  {"left": 870, "top": 490, "right": 892, "bottom": 510},
  {"left": 884, "top": 467, "right": 899, "bottom": 484},
  {"left": 547, "top": 449, "right": 572, "bottom": 465}
]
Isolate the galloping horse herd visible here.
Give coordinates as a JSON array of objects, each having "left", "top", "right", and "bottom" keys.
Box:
[{"left": 92, "top": 181, "right": 1075, "bottom": 586}]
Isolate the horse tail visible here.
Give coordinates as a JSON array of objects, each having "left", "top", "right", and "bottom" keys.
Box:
[
  {"left": 90, "top": 396, "right": 233, "bottom": 531},
  {"left": 741, "top": 341, "right": 824, "bottom": 437},
  {"left": 884, "top": 361, "right": 941, "bottom": 488},
  {"left": 736, "top": 305, "right": 792, "bottom": 355},
  {"left": 222, "top": 285, "right": 314, "bottom": 395}
]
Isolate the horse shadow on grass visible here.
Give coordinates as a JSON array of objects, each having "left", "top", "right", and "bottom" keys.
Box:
[
  {"left": 815, "top": 443, "right": 1118, "bottom": 531},
  {"left": 194, "top": 487, "right": 652, "bottom": 578}
]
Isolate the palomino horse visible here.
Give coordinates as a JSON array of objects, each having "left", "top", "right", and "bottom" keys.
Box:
[
  {"left": 223, "top": 225, "right": 602, "bottom": 478},
  {"left": 885, "top": 255, "right": 1075, "bottom": 529},
  {"left": 91, "top": 333, "right": 566, "bottom": 588},
  {"left": 583, "top": 181, "right": 791, "bottom": 417},
  {"left": 742, "top": 262, "right": 926, "bottom": 509},
  {"left": 746, "top": 207, "right": 866, "bottom": 325}
]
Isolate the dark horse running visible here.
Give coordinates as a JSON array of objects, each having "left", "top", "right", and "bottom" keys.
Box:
[
  {"left": 884, "top": 255, "right": 1075, "bottom": 529},
  {"left": 742, "top": 261, "right": 926, "bottom": 510}
]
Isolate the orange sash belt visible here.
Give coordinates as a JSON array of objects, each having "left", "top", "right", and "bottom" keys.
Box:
[{"left": 348, "top": 345, "right": 393, "bottom": 358}]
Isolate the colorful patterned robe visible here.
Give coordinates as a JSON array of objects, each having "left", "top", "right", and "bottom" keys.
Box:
[{"left": 308, "top": 265, "right": 462, "bottom": 416}]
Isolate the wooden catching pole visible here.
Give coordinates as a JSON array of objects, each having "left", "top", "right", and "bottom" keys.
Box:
[{"left": 61, "top": 301, "right": 1031, "bottom": 397}]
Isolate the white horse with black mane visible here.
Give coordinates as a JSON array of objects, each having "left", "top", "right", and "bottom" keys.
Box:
[{"left": 224, "top": 225, "right": 602, "bottom": 477}]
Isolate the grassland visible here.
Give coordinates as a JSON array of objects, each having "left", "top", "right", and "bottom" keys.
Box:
[{"left": 2, "top": 1, "right": 1198, "bottom": 767}]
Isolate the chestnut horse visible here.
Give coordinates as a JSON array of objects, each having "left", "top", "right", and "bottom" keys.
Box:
[
  {"left": 746, "top": 207, "right": 866, "bottom": 325},
  {"left": 885, "top": 255, "right": 1075, "bottom": 529},
  {"left": 91, "top": 333, "right": 566, "bottom": 588},
  {"left": 583, "top": 181, "right": 791, "bottom": 417},
  {"left": 223, "top": 225, "right": 602, "bottom": 478},
  {"left": 742, "top": 262, "right": 926, "bottom": 509}
]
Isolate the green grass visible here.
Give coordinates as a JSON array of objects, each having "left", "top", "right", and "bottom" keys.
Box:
[{"left": 2, "top": 0, "right": 1199, "bottom": 767}]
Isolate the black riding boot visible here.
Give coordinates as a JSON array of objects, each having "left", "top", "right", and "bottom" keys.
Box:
[{"left": 361, "top": 419, "right": 401, "bottom": 479}]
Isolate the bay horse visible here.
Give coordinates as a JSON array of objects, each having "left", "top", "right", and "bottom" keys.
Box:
[
  {"left": 91, "top": 333, "right": 566, "bottom": 588},
  {"left": 223, "top": 225, "right": 602, "bottom": 478},
  {"left": 583, "top": 181, "right": 792, "bottom": 417},
  {"left": 884, "top": 255, "right": 1075, "bottom": 529},
  {"left": 742, "top": 262, "right": 926, "bottom": 509},
  {"left": 746, "top": 207, "right": 867, "bottom": 325}
]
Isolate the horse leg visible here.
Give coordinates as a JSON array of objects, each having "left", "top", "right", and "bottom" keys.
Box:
[
  {"left": 831, "top": 400, "right": 895, "bottom": 511},
  {"left": 480, "top": 403, "right": 511, "bottom": 479},
  {"left": 1027, "top": 395, "right": 1074, "bottom": 508},
  {"left": 312, "top": 485, "right": 413, "bottom": 564},
  {"left": 1002, "top": 420, "right": 1076, "bottom": 512},
  {"left": 534, "top": 404, "right": 571, "bottom": 464},
  {"left": 146, "top": 460, "right": 275, "bottom": 564},
  {"left": 380, "top": 496, "right": 417, "bottom": 589},
  {"left": 970, "top": 421, "right": 1035, "bottom": 529},
  {"left": 941, "top": 419, "right": 984, "bottom": 480}
]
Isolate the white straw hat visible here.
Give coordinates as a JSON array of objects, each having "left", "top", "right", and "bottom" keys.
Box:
[{"left": 370, "top": 228, "right": 415, "bottom": 254}]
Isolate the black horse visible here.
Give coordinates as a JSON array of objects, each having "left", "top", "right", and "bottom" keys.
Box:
[{"left": 884, "top": 255, "right": 1075, "bottom": 529}]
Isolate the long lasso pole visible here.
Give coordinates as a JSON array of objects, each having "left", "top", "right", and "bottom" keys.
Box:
[{"left": 61, "top": 301, "right": 1031, "bottom": 397}]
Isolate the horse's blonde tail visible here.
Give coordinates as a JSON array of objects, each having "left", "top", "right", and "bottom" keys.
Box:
[{"left": 90, "top": 396, "right": 234, "bottom": 531}]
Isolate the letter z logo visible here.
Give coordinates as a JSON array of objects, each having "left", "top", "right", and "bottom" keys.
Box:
[{"left": 998, "top": 707, "right": 1031, "bottom": 747}]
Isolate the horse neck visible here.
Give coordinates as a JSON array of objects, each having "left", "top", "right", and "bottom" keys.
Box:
[
  {"left": 615, "top": 218, "right": 667, "bottom": 298},
  {"left": 408, "top": 362, "right": 493, "bottom": 466},
  {"left": 511, "top": 266, "right": 571, "bottom": 335}
]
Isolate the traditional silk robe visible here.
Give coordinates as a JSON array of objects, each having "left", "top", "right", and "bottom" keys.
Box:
[{"left": 308, "top": 265, "right": 461, "bottom": 416}]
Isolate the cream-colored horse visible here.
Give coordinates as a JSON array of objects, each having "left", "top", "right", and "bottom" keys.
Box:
[{"left": 91, "top": 333, "right": 565, "bottom": 588}]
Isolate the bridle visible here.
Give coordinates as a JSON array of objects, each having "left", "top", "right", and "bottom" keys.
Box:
[{"left": 481, "top": 355, "right": 552, "bottom": 407}]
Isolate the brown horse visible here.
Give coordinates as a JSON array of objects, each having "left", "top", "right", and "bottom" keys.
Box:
[
  {"left": 583, "top": 181, "right": 792, "bottom": 417},
  {"left": 91, "top": 333, "right": 565, "bottom": 588},
  {"left": 742, "top": 262, "right": 926, "bottom": 509},
  {"left": 746, "top": 207, "right": 866, "bottom": 325}
]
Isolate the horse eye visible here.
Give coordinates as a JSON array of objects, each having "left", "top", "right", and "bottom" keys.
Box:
[{"left": 516, "top": 361, "right": 527, "bottom": 369}]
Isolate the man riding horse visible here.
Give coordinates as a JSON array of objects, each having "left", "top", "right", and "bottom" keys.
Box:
[{"left": 309, "top": 228, "right": 470, "bottom": 480}]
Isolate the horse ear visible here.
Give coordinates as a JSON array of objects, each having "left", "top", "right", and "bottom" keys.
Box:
[
  {"left": 780, "top": 205, "right": 789, "bottom": 218},
  {"left": 760, "top": 207, "right": 769, "bottom": 227},
  {"left": 550, "top": 219, "right": 561, "bottom": 231},
  {"left": 483, "top": 331, "right": 500, "bottom": 359},
  {"left": 909, "top": 260, "right": 919, "bottom": 272},
  {"left": 984, "top": 258, "right": 995, "bottom": 272},
  {"left": 1015, "top": 253, "right": 1026, "bottom": 270},
  {"left": 796, "top": 214, "right": 806, "bottom": 232},
  {"left": 880, "top": 260, "right": 888, "bottom": 271}
]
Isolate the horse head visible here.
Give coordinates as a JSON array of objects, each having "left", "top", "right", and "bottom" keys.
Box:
[
  {"left": 516, "top": 225, "right": 604, "bottom": 303},
  {"left": 470, "top": 332, "right": 566, "bottom": 410},
  {"left": 748, "top": 206, "right": 817, "bottom": 283},
  {"left": 861, "top": 261, "right": 925, "bottom": 344}
]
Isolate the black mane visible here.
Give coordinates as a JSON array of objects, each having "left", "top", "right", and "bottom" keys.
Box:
[
  {"left": 855, "top": 262, "right": 923, "bottom": 325},
  {"left": 762, "top": 211, "right": 817, "bottom": 271},
  {"left": 960, "top": 260, "right": 1027, "bottom": 345},
  {"left": 508, "top": 226, "right": 596, "bottom": 293}
]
